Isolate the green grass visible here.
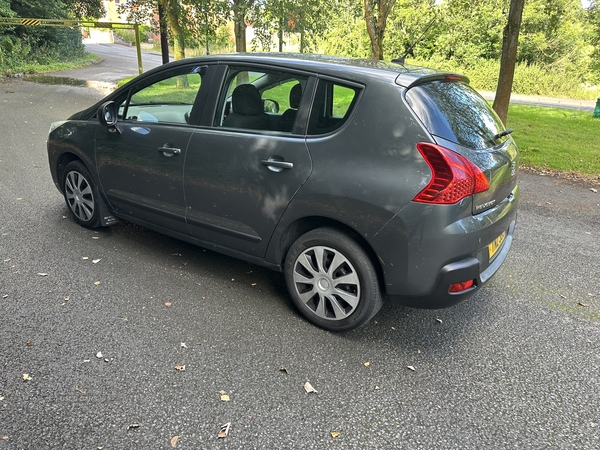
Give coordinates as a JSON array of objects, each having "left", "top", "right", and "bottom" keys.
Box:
[
  {"left": 0, "top": 52, "right": 101, "bottom": 77},
  {"left": 507, "top": 104, "right": 600, "bottom": 176}
]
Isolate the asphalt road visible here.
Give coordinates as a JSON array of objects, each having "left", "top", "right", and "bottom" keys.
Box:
[{"left": 1, "top": 53, "right": 599, "bottom": 449}]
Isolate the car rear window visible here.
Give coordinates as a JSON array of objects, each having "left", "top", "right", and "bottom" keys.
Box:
[{"left": 405, "top": 80, "right": 505, "bottom": 150}]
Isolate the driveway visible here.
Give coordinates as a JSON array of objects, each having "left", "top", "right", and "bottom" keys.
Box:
[{"left": 0, "top": 58, "right": 599, "bottom": 449}]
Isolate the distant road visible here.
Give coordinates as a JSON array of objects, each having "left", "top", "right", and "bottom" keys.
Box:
[{"left": 46, "top": 43, "right": 165, "bottom": 86}]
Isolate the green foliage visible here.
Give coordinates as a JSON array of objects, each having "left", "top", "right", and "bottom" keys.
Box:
[
  {"left": 317, "top": 0, "right": 371, "bottom": 57},
  {"left": 0, "top": 0, "right": 102, "bottom": 71}
]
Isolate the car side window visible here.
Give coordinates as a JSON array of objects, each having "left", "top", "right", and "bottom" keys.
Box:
[
  {"left": 121, "top": 68, "right": 204, "bottom": 125},
  {"left": 217, "top": 67, "right": 308, "bottom": 133},
  {"left": 307, "top": 80, "right": 360, "bottom": 135}
]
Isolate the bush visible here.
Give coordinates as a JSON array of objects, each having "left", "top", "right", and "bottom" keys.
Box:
[{"left": 407, "top": 56, "right": 600, "bottom": 100}]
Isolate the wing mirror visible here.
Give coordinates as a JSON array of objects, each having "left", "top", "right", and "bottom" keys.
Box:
[{"left": 98, "top": 101, "right": 118, "bottom": 127}]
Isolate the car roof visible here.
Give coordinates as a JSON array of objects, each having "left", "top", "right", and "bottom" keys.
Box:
[{"left": 157, "top": 53, "right": 459, "bottom": 86}]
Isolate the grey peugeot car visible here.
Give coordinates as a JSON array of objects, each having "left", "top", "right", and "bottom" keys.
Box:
[{"left": 47, "top": 53, "right": 519, "bottom": 331}]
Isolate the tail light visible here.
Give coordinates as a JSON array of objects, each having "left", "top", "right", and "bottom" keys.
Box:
[{"left": 413, "top": 143, "right": 489, "bottom": 204}]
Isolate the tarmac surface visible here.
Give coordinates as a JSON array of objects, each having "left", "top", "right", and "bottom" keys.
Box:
[{"left": 0, "top": 47, "right": 599, "bottom": 448}]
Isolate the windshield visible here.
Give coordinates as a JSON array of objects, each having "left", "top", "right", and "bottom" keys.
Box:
[{"left": 405, "top": 80, "right": 505, "bottom": 150}]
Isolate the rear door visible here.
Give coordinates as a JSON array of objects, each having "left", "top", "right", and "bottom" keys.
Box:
[{"left": 183, "top": 65, "right": 314, "bottom": 257}]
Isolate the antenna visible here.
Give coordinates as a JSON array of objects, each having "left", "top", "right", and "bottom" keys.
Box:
[{"left": 392, "top": 18, "right": 436, "bottom": 65}]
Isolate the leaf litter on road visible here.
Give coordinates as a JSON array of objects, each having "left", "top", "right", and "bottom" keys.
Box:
[
  {"left": 218, "top": 422, "right": 230, "bottom": 438},
  {"left": 304, "top": 381, "right": 317, "bottom": 394}
]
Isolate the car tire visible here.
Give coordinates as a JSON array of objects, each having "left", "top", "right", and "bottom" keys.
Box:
[
  {"left": 62, "top": 161, "right": 102, "bottom": 229},
  {"left": 284, "top": 227, "right": 383, "bottom": 331}
]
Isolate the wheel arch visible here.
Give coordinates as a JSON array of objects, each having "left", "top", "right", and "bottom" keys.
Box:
[
  {"left": 274, "top": 216, "right": 386, "bottom": 293},
  {"left": 55, "top": 152, "right": 87, "bottom": 193}
]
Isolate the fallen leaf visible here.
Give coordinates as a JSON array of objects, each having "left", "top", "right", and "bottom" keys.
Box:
[
  {"left": 127, "top": 423, "right": 141, "bottom": 430},
  {"left": 374, "top": 386, "right": 380, "bottom": 390},
  {"left": 279, "top": 367, "right": 288, "bottom": 374},
  {"left": 37, "top": 273, "right": 48, "bottom": 277},
  {"left": 591, "top": 422, "right": 597, "bottom": 428},
  {"left": 92, "top": 236, "right": 99, "bottom": 240},
  {"left": 578, "top": 302, "right": 589, "bottom": 307},
  {"left": 217, "top": 422, "right": 230, "bottom": 438},
  {"left": 96, "top": 352, "right": 103, "bottom": 358},
  {"left": 251, "top": 283, "right": 257, "bottom": 286},
  {"left": 82, "top": 257, "right": 89, "bottom": 260},
  {"left": 363, "top": 362, "right": 370, "bottom": 367},
  {"left": 75, "top": 385, "right": 86, "bottom": 394},
  {"left": 330, "top": 431, "right": 340, "bottom": 438},
  {"left": 2, "top": 294, "right": 7, "bottom": 299},
  {"left": 591, "top": 188, "right": 598, "bottom": 193},
  {"left": 92, "top": 259, "right": 101, "bottom": 264},
  {"left": 407, "top": 366, "right": 416, "bottom": 371},
  {"left": 559, "top": 294, "right": 566, "bottom": 299},
  {"left": 180, "top": 343, "right": 187, "bottom": 348},
  {"left": 219, "top": 391, "right": 230, "bottom": 402},
  {"left": 231, "top": 278, "right": 235, "bottom": 282},
  {"left": 165, "top": 302, "right": 172, "bottom": 307},
  {"left": 22, "top": 373, "right": 32, "bottom": 381},
  {"left": 170, "top": 435, "right": 180, "bottom": 447},
  {"left": 436, "top": 318, "right": 443, "bottom": 324},
  {"left": 304, "top": 381, "right": 317, "bottom": 394},
  {"left": 26, "top": 340, "right": 33, "bottom": 346},
  {"left": 1, "top": 436, "right": 7, "bottom": 440},
  {"left": 94, "top": 281, "right": 100, "bottom": 286},
  {"left": 174, "top": 365, "right": 185, "bottom": 371}
]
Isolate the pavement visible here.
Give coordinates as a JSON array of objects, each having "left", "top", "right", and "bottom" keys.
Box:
[{"left": 0, "top": 48, "right": 599, "bottom": 449}]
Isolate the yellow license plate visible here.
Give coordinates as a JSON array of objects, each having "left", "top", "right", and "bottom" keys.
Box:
[{"left": 488, "top": 231, "right": 506, "bottom": 261}]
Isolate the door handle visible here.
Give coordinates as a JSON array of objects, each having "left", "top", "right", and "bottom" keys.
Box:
[
  {"left": 158, "top": 144, "right": 181, "bottom": 157},
  {"left": 261, "top": 158, "right": 293, "bottom": 172}
]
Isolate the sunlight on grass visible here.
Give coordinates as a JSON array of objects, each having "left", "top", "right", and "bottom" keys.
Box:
[{"left": 507, "top": 105, "right": 600, "bottom": 175}]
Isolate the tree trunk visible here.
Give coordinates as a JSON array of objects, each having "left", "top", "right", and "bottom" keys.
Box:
[
  {"left": 493, "top": 0, "right": 525, "bottom": 125},
  {"left": 162, "top": 0, "right": 185, "bottom": 61},
  {"left": 157, "top": 2, "right": 169, "bottom": 64},
  {"left": 364, "top": 0, "right": 396, "bottom": 60},
  {"left": 233, "top": 0, "right": 252, "bottom": 52}
]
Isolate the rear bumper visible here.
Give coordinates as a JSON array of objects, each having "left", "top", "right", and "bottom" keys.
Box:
[
  {"left": 373, "top": 184, "right": 519, "bottom": 309},
  {"left": 388, "top": 219, "right": 516, "bottom": 308}
]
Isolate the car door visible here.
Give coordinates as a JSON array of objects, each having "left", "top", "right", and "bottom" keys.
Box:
[
  {"left": 183, "top": 65, "right": 314, "bottom": 257},
  {"left": 95, "top": 65, "right": 207, "bottom": 235}
]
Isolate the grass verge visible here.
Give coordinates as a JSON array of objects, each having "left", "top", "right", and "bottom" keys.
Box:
[
  {"left": 507, "top": 104, "right": 600, "bottom": 177},
  {"left": 0, "top": 52, "right": 101, "bottom": 78}
]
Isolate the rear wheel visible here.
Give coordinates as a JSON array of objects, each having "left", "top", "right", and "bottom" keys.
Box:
[
  {"left": 284, "top": 228, "right": 383, "bottom": 331},
  {"left": 63, "top": 161, "right": 101, "bottom": 229}
]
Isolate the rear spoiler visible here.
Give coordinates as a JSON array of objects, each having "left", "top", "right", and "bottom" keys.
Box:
[{"left": 395, "top": 72, "right": 470, "bottom": 89}]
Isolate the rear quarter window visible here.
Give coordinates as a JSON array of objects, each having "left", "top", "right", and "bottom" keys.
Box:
[{"left": 405, "top": 81, "right": 505, "bottom": 150}]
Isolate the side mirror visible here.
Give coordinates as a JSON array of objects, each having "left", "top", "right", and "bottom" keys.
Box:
[{"left": 98, "top": 101, "right": 118, "bottom": 127}]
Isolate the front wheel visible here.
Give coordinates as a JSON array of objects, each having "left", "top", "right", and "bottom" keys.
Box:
[
  {"left": 62, "top": 161, "right": 101, "bottom": 229},
  {"left": 284, "top": 228, "right": 383, "bottom": 331}
]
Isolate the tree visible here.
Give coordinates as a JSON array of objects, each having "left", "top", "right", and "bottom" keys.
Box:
[
  {"left": 363, "top": 0, "right": 397, "bottom": 59},
  {"left": 231, "top": 0, "right": 254, "bottom": 52},
  {"left": 119, "top": 0, "right": 186, "bottom": 60},
  {"left": 492, "top": 0, "right": 525, "bottom": 125}
]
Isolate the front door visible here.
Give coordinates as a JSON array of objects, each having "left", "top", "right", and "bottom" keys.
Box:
[{"left": 96, "top": 66, "right": 206, "bottom": 235}]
